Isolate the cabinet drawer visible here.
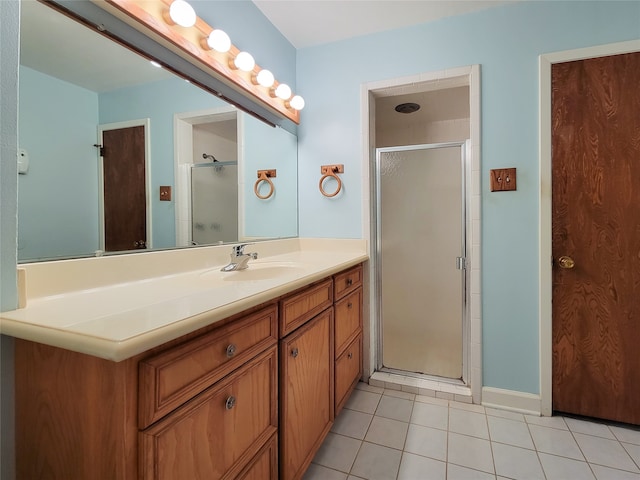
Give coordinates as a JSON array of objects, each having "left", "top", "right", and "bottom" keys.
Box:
[
  {"left": 139, "top": 304, "right": 277, "bottom": 428},
  {"left": 334, "top": 264, "right": 362, "bottom": 300},
  {"left": 335, "top": 334, "right": 362, "bottom": 414},
  {"left": 279, "top": 279, "right": 333, "bottom": 337},
  {"left": 139, "top": 347, "right": 278, "bottom": 480},
  {"left": 334, "top": 288, "right": 362, "bottom": 357}
]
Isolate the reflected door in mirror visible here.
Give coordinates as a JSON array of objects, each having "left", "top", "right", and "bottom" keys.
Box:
[{"left": 102, "top": 126, "right": 147, "bottom": 251}]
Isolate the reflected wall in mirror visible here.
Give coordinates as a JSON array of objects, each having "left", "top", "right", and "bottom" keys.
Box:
[{"left": 17, "top": 0, "right": 298, "bottom": 263}]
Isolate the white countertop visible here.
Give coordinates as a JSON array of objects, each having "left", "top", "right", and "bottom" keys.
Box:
[{"left": 0, "top": 238, "right": 368, "bottom": 361}]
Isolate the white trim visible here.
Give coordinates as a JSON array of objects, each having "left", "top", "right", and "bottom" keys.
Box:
[
  {"left": 97, "top": 118, "right": 152, "bottom": 250},
  {"left": 361, "top": 65, "right": 482, "bottom": 403},
  {"left": 482, "top": 387, "right": 541, "bottom": 416},
  {"left": 538, "top": 39, "right": 640, "bottom": 416}
]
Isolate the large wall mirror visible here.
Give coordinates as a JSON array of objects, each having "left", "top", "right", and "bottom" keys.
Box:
[{"left": 17, "top": 0, "right": 298, "bottom": 263}]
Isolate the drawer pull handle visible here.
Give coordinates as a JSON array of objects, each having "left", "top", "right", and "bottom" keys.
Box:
[
  {"left": 291, "top": 347, "right": 299, "bottom": 358},
  {"left": 348, "top": 352, "right": 353, "bottom": 359},
  {"left": 225, "top": 344, "right": 237, "bottom": 358},
  {"left": 347, "top": 302, "right": 353, "bottom": 309},
  {"left": 225, "top": 396, "right": 236, "bottom": 410},
  {"left": 346, "top": 278, "right": 353, "bottom": 286}
]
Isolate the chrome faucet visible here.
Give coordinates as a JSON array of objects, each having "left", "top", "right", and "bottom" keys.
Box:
[{"left": 220, "top": 244, "right": 258, "bottom": 272}]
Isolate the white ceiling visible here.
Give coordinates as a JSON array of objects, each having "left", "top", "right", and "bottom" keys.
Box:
[
  {"left": 21, "top": 1, "right": 514, "bottom": 93},
  {"left": 252, "top": 0, "right": 515, "bottom": 49}
]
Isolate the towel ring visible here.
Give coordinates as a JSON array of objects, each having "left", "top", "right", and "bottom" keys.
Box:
[
  {"left": 254, "top": 170, "right": 276, "bottom": 200},
  {"left": 319, "top": 164, "right": 344, "bottom": 197}
]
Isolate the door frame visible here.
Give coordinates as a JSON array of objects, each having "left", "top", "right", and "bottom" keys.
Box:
[
  {"left": 173, "top": 106, "right": 240, "bottom": 247},
  {"left": 362, "top": 65, "right": 482, "bottom": 403},
  {"left": 538, "top": 39, "right": 640, "bottom": 416},
  {"left": 97, "top": 118, "right": 152, "bottom": 251}
]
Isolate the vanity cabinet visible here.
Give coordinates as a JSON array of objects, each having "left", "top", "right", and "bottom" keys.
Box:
[
  {"left": 15, "top": 303, "right": 278, "bottom": 480},
  {"left": 14, "top": 264, "right": 364, "bottom": 480}
]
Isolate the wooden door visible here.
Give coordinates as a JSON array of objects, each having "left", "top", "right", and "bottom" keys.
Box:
[
  {"left": 280, "top": 309, "right": 333, "bottom": 480},
  {"left": 102, "top": 125, "right": 147, "bottom": 251},
  {"left": 551, "top": 52, "right": 640, "bottom": 425}
]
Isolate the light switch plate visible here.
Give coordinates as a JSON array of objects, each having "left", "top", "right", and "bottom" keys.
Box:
[
  {"left": 159, "top": 185, "right": 172, "bottom": 201},
  {"left": 490, "top": 168, "right": 517, "bottom": 192}
]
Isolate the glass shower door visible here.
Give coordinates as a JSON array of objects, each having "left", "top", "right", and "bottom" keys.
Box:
[{"left": 377, "top": 143, "right": 466, "bottom": 379}]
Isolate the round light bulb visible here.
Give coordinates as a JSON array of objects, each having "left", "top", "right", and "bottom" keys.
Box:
[
  {"left": 234, "top": 51, "right": 255, "bottom": 72},
  {"left": 256, "top": 69, "right": 275, "bottom": 88},
  {"left": 275, "top": 83, "right": 292, "bottom": 100},
  {"left": 289, "top": 95, "right": 305, "bottom": 110},
  {"left": 207, "top": 29, "right": 231, "bottom": 53},
  {"left": 169, "top": 0, "right": 196, "bottom": 28}
]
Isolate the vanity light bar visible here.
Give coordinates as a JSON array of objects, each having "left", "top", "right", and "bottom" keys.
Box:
[{"left": 102, "top": 0, "right": 304, "bottom": 123}]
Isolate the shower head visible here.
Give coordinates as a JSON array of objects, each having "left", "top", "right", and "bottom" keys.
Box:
[{"left": 203, "top": 153, "right": 218, "bottom": 162}]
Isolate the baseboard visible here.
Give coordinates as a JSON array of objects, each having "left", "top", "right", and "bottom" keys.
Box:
[{"left": 481, "top": 386, "right": 541, "bottom": 416}]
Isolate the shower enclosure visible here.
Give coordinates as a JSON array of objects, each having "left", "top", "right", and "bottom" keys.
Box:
[
  {"left": 191, "top": 160, "right": 238, "bottom": 245},
  {"left": 376, "top": 141, "right": 469, "bottom": 381}
]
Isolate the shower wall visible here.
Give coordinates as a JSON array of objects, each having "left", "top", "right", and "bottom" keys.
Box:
[{"left": 191, "top": 121, "right": 238, "bottom": 244}]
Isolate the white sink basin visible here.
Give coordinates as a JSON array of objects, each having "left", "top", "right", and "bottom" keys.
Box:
[{"left": 200, "top": 262, "right": 309, "bottom": 282}]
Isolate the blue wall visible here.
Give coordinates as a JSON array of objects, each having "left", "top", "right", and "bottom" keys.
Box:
[
  {"left": 18, "top": 67, "right": 100, "bottom": 261},
  {"left": 99, "top": 78, "right": 229, "bottom": 248},
  {"left": 295, "top": 1, "right": 640, "bottom": 394}
]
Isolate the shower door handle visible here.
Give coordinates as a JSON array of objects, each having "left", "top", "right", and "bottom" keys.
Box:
[{"left": 456, "top": 257, "right": 466, "bottom": 270}]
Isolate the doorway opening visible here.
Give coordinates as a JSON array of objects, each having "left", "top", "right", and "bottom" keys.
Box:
[
  {"left": 364, "top": 66, "right": 482, "bottom": 402},
  {"left": 174, "top": 107, "right": 241, "bottom": 247}
]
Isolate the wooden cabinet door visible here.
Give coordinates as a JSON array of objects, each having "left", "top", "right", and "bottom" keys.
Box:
[
  {"left": 335, "top": 334, "right": 362, "bottom": 414},
  {"left": 139, "top": 348, "right": 277, "bottom": 480},
  {"left": 280, "top": 309, "right": 334, "bottom": 480}
]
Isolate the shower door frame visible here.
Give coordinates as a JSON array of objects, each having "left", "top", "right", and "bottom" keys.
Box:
[{"left": 375, "top": 141, "right": 471, "bottom": 385}]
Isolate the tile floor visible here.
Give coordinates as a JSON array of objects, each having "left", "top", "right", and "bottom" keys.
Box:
[{"left": 303, "top": 382, "right": 640, "bottom": 480}]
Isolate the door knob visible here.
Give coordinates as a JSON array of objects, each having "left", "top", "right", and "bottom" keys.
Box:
[{"left": 557, "top": 256, "right": 575, "bottom": 269}]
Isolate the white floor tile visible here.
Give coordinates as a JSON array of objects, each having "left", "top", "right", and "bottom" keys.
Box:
[
  {"left": 411, "top": 401, "right": 449, "bottom": 431},
  {"left": 398, "top": 452, "right": 446, "bottom": 480},
  {"left": 485, "top": 407, "right": 524, "bottom": 422},
  {"left": 487, "top": 416, "right": 534, "bottom": 449},
  {"left": 446, "top": 463, "right": 496, "bottom": 479},
  {"left": 524, "top": 414, "right": 568, "bottom": 430},
  {"left": 376, "top": 395, "right": 414, "bottom": 422},
  {"left": 415, "top": 394, "right": 450, "bottom": 407},
  {"left": 450, "top": 402, "right": 486, "bottom": 414},
  {"left": 564, "top": 417, "right": 616, "bottom": 439},
  {"left": 313, "top": 432, "right": 362, "bottom": 473},
  {"left": 364, "top": 416, "right": 409, "bottom": 450},
  {"left": 384, "top": 390, "right": 416, "bottom": 401},
  {"left": 448, "top": 433, "right": 494, "bottom": 474},
  {"left": 449, "top": 409, "right": 489, "bottom": 439},
  {"left": 492, "top": 442, "right": 545, "bottom": 479},
  {"left": 351, "top": 442, "right": 402, "bottom": 480},
  {"left": 332, "top": 408, "right": 373, "bottom": 440},
  {"left": 538, "top": 452, "right": 595, "bottom": 480},
  {"left": 356, "top": 382, "right": 385, "bottom": 394},
  {"left": 346, "top": 389, "right": 383, "bottom": 415},
  {"left": 591, "top": 464, "right": 640, "bottom": 480},
  {"left": 528, "top": 424, "right": 584, "bottom": 460},
  {"left": 612, "top": 426, "right": 640, "bottom": 446},
  {"left": 404, "top": 423, "right": 448, "bottom": 461},
  {"left": 574, "top": 432, "right": 639, "bottom": 473},
  {"left": 623, "top": 442, "right": 640, "bottom": 467},
  {"left": 304, "top": 463, "right": 349, "bottom": 480}
]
